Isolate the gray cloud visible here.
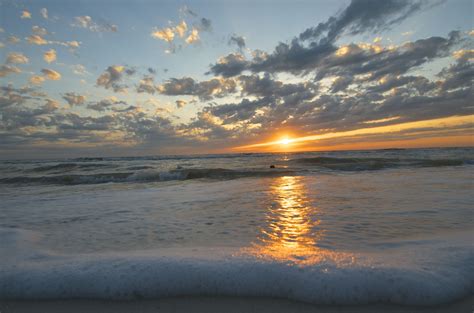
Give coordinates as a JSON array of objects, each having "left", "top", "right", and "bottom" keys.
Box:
[
  {"left": 229, "top": 34, "right": 246, "bottom": 51},
  {"left": 62, "top": 92, "right": 86, "bottom": 106},
  {"left": 208, "top": 0, "right": 435, "bottom": 77},
  {"left": 96, "top": 66, "right": 133, "bottom": 92},
  {"left": 158, "top": 77, "right": 237, "bottom": 100},
  {"left": 72, "top": 16, "right": 118, "bottom": 32}
]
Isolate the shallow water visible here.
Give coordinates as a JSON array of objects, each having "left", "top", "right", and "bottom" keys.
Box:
[{"left": 1, "top": 147, "right": 473, "bottom": 304}]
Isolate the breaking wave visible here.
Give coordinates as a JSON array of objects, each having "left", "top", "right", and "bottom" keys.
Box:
[
  {"left": 0, "top": 227, "right": 472, "bottom": 305},
  {"left": 0, "top": 168, "right": 295, "bottom": 186}
]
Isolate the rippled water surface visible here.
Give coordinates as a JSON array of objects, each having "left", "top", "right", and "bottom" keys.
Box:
[{"left": 1, "top": 147, "right": 473, "bottom": 304}]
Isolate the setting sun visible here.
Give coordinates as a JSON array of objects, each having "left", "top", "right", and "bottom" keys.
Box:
[{"left": 279, "top": 137, "right": 292, "bottom": 145}]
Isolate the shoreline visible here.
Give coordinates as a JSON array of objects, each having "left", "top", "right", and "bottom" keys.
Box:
[{"left": 1, "top": 296, "right": 473, "bottom": 313}]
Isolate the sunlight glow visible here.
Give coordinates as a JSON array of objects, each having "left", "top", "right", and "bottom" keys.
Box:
[
  {"left": 233, "top": 115, "right": 474, "bottom": 151},
  {"left": 279, "top": 137, "right": 292, "bottom": 145}
]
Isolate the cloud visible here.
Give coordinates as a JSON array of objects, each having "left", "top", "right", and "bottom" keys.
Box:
[
  {"left": 87, "top": 98, "right": 127, "bottom": 111},
  {"left": 136, "top": 76, "right": 157, "bottom": 94},
  {"left": 29, "top": 75, "right": 46, "bottom": 85},
  {"left": 175, "top": 21, "right": 188, "bottom": 38},
  {"left": 26, "top": 35, "right": 48, "bottom": 45},
  {"left": 6, "top": 52, "right": 29, "bottom": 64},
  {"left": 41, "top": 68, "right": 61, "bottom": 80},
  {"left": 43, "top": 49, "right": 57, "bottom": 63},
  {"left": 96, "top": 65, "right": 133, "bottom": 92},
  {"left": 158, "top": 77, "right": 237, "bottom": 100},
  {"left": 185, "top": 28, "right": 200, "bottom": 44},
  {"left": 151, "top": 8, "right": 211, "bottom": 52},
  {"left": 198, "top": 18, "right": 212, "bottom": 32},
  {"left": 208, "top": 0, "right": 433, "bottom": 77},
  {"left": 8, "top": 36, "right": 20, "bottom": 44},
  {"left": 0, "top": 65, "right": 21, "bottom": 77},
  {"left": 72, "top": 16, "right": 118, "bottom": 32},
  {"left": 63, "top": 92, "right": 86, "bottom": 106},
  {"left": 21, "top": 10, "right": 31, "bottom": 19},
  {"left": 229, "top": 34, "right": 246, "bottom": 51},
  {"left": 32, "top": 26, "right": 48, "bottom": 36},
  {"left": 151, "top": 27, "right": 175, "bottom": 42},
  {"left": 40, "top": 8, "right": 48, "bottom": 19},
  {"left": 176, "top": 100, "right": 187, "bottom": 108},
  {"left": 207, "top": 53, "right": 248, "bottom": 77},
  {"left": 71, "top": 64, "right": 88, "bottom": 75}
]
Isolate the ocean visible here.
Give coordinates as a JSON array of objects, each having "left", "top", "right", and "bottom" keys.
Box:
[{"left": 0, "top": 147, "right": 473, "bottom": 305}]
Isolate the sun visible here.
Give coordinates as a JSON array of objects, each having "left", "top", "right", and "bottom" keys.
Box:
[{"left": 279, "top": 137, "right": 292, "bottom": 145}]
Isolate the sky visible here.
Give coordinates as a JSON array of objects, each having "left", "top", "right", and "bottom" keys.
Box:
[{"left": 0, "top": 0, "right": 473, "bottom": 158}]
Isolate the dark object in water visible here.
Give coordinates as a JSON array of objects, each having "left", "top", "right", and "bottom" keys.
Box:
[{"left": 269, "top": 165, "right": 275, "bottom": 168}]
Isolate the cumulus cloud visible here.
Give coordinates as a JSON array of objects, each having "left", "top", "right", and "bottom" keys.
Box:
[
  {"left": 208, "top": 0, "right": 435, "bottom": 77},
  {"left": 175, "top": 21, "right": 188, "bottom": 38},
  {"left": 62, "top": 92, "right": 86, "bottom": 106},
  {"left": 158, "top": 77, "right": 237, "bottom": 100},
  {"left": 96, "top": 65, "right": 134, "bottom": 92},
  {"left": 29, "top": 75, "right": 46, "bottom": 85},
  {"left": 0, "top": 65, "right": 21, "bottom": 77},
  {"left": 41, "top": 68, "right": 61, "bottom": 80},
  {"left": 8, "top": 36, "right": 20, "bottom": 44},
  {"left": 87, "top": 98, "right": 127, "bottom": 111},
  {"left": 151, "top": 27, "right": 175, "bottom": 42},
  {"left": 6, "top": 52, "right": 29, "bottom": 64},
  {"left": 26, "top": 35, "right": 48, "bottom": 45},
  {"left": 40, "top": 8, "right": 48, "bottom": 19},
  {"left": 72, "top": 16, "right": 118, "bottom": 32},
  {"left": 71, "top": 64, "right": 88, "bottom": 75},
  {"left": 32, "top": 26, "right": 48, "bottom": 36},
  {"left": 176, "top": 99, "right": 187, "bottom": 108},
  {"left": 21, "top": 10, "right": 31, "bottom": 19},
  {"left": 185, "top": 28, "right": 200, "bottom": 44},
  {"left": 136, "top": 76, "right": 157, "bottom": 94},
  {"left": 43, "top": 49, "right": 56, "bottom": 63},
  {"left": 151, "top": 8, "right": 211, "bottom": 52}
]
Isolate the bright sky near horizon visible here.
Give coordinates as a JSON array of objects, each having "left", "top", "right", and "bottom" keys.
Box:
[{"left": 0, "top": 0, "right": 473, "bottom": 158}]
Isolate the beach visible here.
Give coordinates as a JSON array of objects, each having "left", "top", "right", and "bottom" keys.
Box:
[{"left": 1, "top": 296, "right": 473, "bottom": 313}]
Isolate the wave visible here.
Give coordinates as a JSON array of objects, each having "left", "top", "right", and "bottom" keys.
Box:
[
  {"left": 293, "top": 157, "right": 467, "bottom": 171},
  {"left": 0, "top": 228, "right": 472, "bottom": 305},
  {"left": 0, "top": 168, "right": 295, "bottom": 186},
  {"left": 30, "top": 162, "right": 113, "bottom": 173}
]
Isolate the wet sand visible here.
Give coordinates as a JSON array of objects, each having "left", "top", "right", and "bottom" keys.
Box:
[{"left": 1, "top": 296, "right": 473, "bottom": 313}]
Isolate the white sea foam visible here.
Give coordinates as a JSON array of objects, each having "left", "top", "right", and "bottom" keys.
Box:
[{"left": 0, "top": 228, "right": 472, "bottom": 305}]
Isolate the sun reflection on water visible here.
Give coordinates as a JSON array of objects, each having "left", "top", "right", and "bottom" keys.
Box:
[{"left": 240, "top": 176, "right": 355, "bottom": 265}]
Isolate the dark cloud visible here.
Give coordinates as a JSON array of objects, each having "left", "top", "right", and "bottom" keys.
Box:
[
  {"left": 96, "top": 66, "right": 131, "bottom": 92},
  {"left": 208, "top": 0, "right": 435, "bottom": 77},
  {"left": 136, "top": 76, "right": 157, "bottom": 94},
  {"left": 62, "top": 92, "right": 86, "bottom": 106},
  {"left": 87, "top": 99, "right": 127, "bottom": 112},
  {"left": 198, "top": 18, "right": 212, "bottom": 32},
  {"left": 299, "top": 0, "right": 425, "bottom": 43},
  {"left": 229, "top": 34, "right": 246, "bottom": 51},
  {"left": 158, "top": 77, "right": 237, "bottom": 100}
]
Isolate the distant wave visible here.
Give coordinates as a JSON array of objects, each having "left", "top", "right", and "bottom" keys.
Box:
[
  {"left": 293, "top": 157, "right": 468, "bottom": 171},
  {"left": 0, "top": 168, "right": 295, "bottom": 186},
  {"left": 30, "top": 162, "right": 113, "bottom": 173}
]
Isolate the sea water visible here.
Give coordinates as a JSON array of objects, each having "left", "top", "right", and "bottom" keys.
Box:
[{"left": 0, "top": 147, "right": 473, "bottom": 304}]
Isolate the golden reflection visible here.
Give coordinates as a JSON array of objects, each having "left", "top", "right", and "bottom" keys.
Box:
[
  {"left": 240, "top": 176, "right": 356, "bottom": 265},
  {"left": 261, "top": 176, "right": 318, "bottom": 250}
]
